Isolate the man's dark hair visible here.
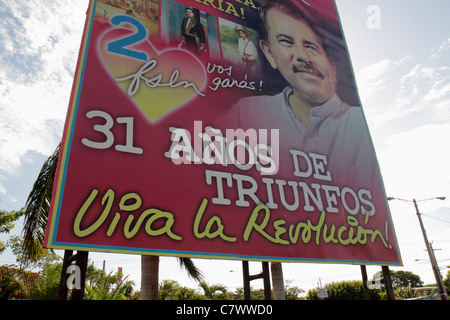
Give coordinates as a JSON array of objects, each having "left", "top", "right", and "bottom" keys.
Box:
[{"left": 257, "top": 0, "right": 332, "bottom": 61}]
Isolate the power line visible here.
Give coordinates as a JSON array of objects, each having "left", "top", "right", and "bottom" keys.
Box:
[{"left": 421, "top": 214, "right": 450, "bottom": 224}]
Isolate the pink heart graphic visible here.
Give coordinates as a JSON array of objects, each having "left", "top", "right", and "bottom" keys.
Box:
[{"left": 99, "top": 25, "right": 207, "bottom": 122}]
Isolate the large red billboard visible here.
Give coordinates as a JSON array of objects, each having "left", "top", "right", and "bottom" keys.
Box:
[{"left": 44, "top": 0, "right": 402, "bottom": 266}]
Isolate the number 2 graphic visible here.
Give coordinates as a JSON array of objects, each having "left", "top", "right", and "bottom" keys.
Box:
[{"left": 107, "top": 15, "right": 148, "bottom": 61}]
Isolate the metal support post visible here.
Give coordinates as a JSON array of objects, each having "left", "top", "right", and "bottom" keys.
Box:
[
  {"left": 71, "top": 251, "right": 89, "bottom": 300},
  {"left": 382, "top": 266, "right": 395, "bottom": 300},
  {"left": 58, "top": 250, "right": 73, "bottom": 300},
  {"left": 58, "top": 250, "right": 89, "bottom": 300},
  {"left": 242, "top": 261, "right": 272, "bottom": 300},
  {"left": 360, "top": 265, "right": 370, "bottom": 300}
]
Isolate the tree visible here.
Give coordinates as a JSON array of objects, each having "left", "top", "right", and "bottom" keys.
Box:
[
  {"left": 22, "top": 144, "right": 59, "bottom": 263},
  {"left": 391, "top": 270, "right": 423, "bottom": 289},
  {"left": 443, "top": 270, "right": 450, "bottom": 292},
  {"left": 271, "top": 262, "right": 285, "bottom": 300},
  {"left": 7, "top": 235, "right": 59, "bottom": 270},
  {"left": 1, "top": 235, "right": 59, "bottom": 300},
  {"left": 158, "top": 280, "right": 208, "bottom": 300},
  {"left": 372, "top": 270, "right": 423, "bottom": 289},
  {"left": 307, "top": 280, "right": 381, "bottom": 300},
  {"left": 0, "top": 203, "right": 24, "bottom": 254},
  {"left": 158, "top": 279, "right": 180, "bottom": 300},
  {"left": 85, "top": 267, "right": 135, "bottom": 300},
  {"left": 23, "top": 143, "right": 203, "bottom": 300},
  {"left": 175, "top": 286, "right": 204, "bottom": 300},
  {"left": 27, "top": 257, "right": 62, "bottom": 300},
  {"left": 198, "top": 281, "right": 228, "bottom": 300},
  {"left": 0, "top": 267, "right": 25, "bottom": 300},
  {"left": 229, "top": 287, "right": 270, "bottom": 300},
  {"left": 284, "top": 280, "right": 305, "bottom": 300}
]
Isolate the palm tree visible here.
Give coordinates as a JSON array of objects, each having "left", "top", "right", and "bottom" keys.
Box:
[
  {"left": 141, "top": 255, "right": 204, "bottom": 300},
  {"left": 85, "top": 270, "right": 134, "bottom": 300},
  {"left": 158, "top": 279, "right": 180, "bottom": 300},
  {"left": 0, "top": 267, "right": 27, "bottom": 300},
  {"left": 271, "top": 262, "right": 285, "bottom": 300},
  {"left": 22, "top": 143, "right": 60, "bottom": 263},
  {"left": 198, "top": 281, "right": 228, "bottom": 300},
  {"left": 22, "top": 143, "right": 203, "bottom": 300}
]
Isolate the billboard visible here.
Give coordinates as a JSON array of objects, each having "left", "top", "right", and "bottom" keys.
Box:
[{"left": 44, "top": 0, "right": 402, "bottom": 266}]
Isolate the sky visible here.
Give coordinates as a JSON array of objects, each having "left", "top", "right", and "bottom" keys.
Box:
[{"left": 1, "top": 0, "right": 450, "bottom": 294}]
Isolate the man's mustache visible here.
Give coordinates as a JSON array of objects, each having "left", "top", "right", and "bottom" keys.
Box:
[{"left": 292, "top": 60, "right": 325, "bottom": 79}]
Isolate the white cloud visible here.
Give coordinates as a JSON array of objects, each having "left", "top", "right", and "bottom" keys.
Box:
[
  {"left": 356, "top": 59, "right": 390, "bottom": 100},
  {"left": 0, "top": 0, "right": 86, "bottom": 184},
  {"left": 394, "top": 62, "right": 450, "bottom": 122},
  {"left": 379, "top": 124, "right": 450, "bottom": 201},
  {"left": 430, "top": 37, "right": 450, "bottom": 60},
  {"left": 358, "top": 43, "right": 450, "bottom": 130},
  {"left": 356, "top": 55, "right": 411, "bottom": 100}
]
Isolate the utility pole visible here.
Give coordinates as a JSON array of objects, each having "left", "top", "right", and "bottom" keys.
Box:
[
  {"left": 412, "top": 198, "right": 448, "bottom": 300},
  {"left": 388, "top": 196, "right": 448, "bottom": 300}
]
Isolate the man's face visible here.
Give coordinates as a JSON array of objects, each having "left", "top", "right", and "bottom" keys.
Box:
[{"left": 260, "top": 8, "right": 337, "bottom": 106}]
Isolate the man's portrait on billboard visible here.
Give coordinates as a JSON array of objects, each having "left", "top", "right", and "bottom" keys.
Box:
[{"left": 224, "top": 0, "right": 378, "bottom": 192}]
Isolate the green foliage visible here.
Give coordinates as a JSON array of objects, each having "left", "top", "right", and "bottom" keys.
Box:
[
  {"left": 0, "top": 268, "right": 23, "bottom": 300},
  {"left": 444, "top": 270, "right": 450, "bottom": 293},
  {"left": 175, "top": 286, "right": 205, "bottom": 300},
  {"left": 372, "top": 270, "right": 423, "bottom": 289},
  {"left": 0, "top": 207, "right": 23, "bottom": 235},
  {"left": 27, "top": 259, "right": 62, "bottom": 300},
  {"left": 285, "top": 284, "right": 305, "bottom": 300},
  {"left": 158, "top": 279, "right": 180, "bottom": 300},
  {"left": 7, "top": 235, "right": 59, "bottom": 269},
  {"left": 306, "top": 270, "right": 426, "bottom": 300},
  {"left": 158, "top": 280, "right": 204, "bottom": 300},
  {"left": 198, "top": 282, "right": 228, "bottom": 300},
  {"left": 391, "top": 270, "right": 423, "bottom": 288},
  {"left": 22, "top": 143, "right": 60, "bottom": 263},
  {"left": 1, "top": 235, "right": 60, "bottom": 300},
  {"left": 85, "top": 267, "right": 135, "bottom": 300},
  {"left": 0, "top": 206, "right": 24, "bottom": 254},
  {"left": 307, "top": 280, "right": 381, "bottom": 300},
  {"left": 1, "top": 250, "right": 137, "bottom": 300},
  {"left": 177, "top": 257, "right": 204, "bottom": 283},
  {"left": 157, "top": 280, "right": 304, "bottom": 300}
]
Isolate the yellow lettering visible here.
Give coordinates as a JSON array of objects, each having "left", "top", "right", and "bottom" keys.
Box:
[
  {"left": 337, "top": 225, "right": 351, "bottom": 245},
  {"left": 119, "top": 192, "right": 142, "bottom": 211},
  {"left": 201, "top": 0, "right": 218, "bottom": 9},
  {"left": 73, "top": 188, "right": 181, "bottom": 240},
  {"left": 322, "top": 224, "right": 338, "bottom": 244},
  {"left": 243, "top": 205, "right": 390, "bottom": 248},
  {"left": 123, "top": 208, "right": 181, "bottom": 240},
  {"left": 194, "top": 199, "right": 237, "bottom": 242},
  {"left": 273, "top": 220, "right": 289, "bottom": 245},
  {"left": 241, "top": 0, "right": 257, "bottom": 9},
  {"left": 217, "top": 0, "right": 224, "bottom": 11},
  {"left": 243, "top": 204, "right": 277, "bottom": 243},
  {"left": 107, "top": 213, "right": 121, "bottom": 237},
  {"left": 224, "top": 2, "right": 240, "bottom": 17},
  {"left": 288, "top": 222, "right": 304, "bottom": 244},
  {"left": 74, "top": 189, "right": 114, "bottom": 237},
  {"left": 146, "top": 210, "right": 181, "bottom": 240},
  {"left": 310, "top": 210, "right": 326, "bottom": 245}
]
